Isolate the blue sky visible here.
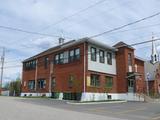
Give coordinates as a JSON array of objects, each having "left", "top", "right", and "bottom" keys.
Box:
[{"left": 1, "top": 0, "right": 160, "bottom": 82}]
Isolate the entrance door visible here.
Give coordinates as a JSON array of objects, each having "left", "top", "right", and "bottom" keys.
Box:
[{"left": 128, "top": 79, "right": 134, "bottom": 93}]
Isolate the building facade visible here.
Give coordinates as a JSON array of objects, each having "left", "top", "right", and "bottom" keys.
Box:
[{"left": 21, "top": 38, "right": 145, "bottom": 101}]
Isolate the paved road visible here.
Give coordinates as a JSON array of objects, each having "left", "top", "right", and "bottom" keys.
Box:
[
  {"left": 1, "top": 96, "right": 160, "bottom": 120},
  {"left": 0, "top": 96, "right": 126, "bottom": 120}
]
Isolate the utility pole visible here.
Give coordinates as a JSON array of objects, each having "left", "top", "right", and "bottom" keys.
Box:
[{"left": 0, "top": 47, "right": 5, "bottom": 93}]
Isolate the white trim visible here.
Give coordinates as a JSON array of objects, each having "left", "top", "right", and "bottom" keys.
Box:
[
  {"left": 81, "top": 92, "right": 144, "bottom": 102},
  {"left": 83, "top": 42, "right": 86, "bottom": 92}
]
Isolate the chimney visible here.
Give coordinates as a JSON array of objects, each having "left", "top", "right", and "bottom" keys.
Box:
[{"left": 59, "top": 37, "right": 65, "bottom": 45}]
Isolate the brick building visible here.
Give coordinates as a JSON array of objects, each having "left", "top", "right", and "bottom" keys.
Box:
[{"left": 21, "top": 38, "right": 145, "bottom": 101}]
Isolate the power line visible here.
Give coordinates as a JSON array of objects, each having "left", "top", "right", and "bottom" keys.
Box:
[
  {"left": 0, "top": 25, "right": 72, "bottom": 39},
  {"left": 3, "top": 37, "right": 160, "bottom": 69},
  {"left": 6, "top": 0, "right": 107, "bottom": 46},
  {"left": 88, "top": 11, "right": 160, "bottom": 38},
  {"left": 41, "top": 0, "right": 108, "bottom": 30},
  {"left": 107, "top": 23, "right": 160, "bottom": 35}
]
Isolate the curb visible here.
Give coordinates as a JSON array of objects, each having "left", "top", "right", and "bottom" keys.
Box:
[{"left": 67, "top": 100, "right": 127, "bottom": 105}]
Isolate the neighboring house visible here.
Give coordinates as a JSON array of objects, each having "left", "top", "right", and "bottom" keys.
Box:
[
  {"left": 144, "top": 39, "right": 160, "bottom": 96},
  {"left": 21, "top": 38, "right": 145, "bottom": 101},
  {"left": 145, "top": 61, "right": 160, "bottom": 95}
]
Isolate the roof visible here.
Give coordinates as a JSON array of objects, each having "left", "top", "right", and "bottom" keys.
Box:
[
  {"left": 135, "top": 56, "right": 146, "bottom": 62},
  {"left": 113, "top": 41, "right": 134, "bottom": 49},
  {"left": 23, "top": 37, "right": 117, "bottom": 62}
]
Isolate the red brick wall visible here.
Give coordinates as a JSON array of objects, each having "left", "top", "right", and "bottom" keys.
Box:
[
  {"left": 135, "top": 58, "right": 145, "bottom": 94},
  {"left": 86, "top": 71, "right": 117, "bottom": 93},
  {"left": 22, "top": 43, "right": 86, "bottom": 93},
  {"left": 115, "top": 47, "right": 135, "bottom": 93}
]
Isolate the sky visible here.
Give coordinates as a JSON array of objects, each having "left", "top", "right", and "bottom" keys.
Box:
[{"left": 1, "top": 0, "right": 160, "bottom": 83}]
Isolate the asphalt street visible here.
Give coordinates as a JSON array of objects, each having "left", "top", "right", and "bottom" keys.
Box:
[{"left": 0, "top": 96, "right": 160, "bottom": 120}]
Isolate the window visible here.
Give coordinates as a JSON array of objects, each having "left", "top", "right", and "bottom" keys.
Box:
[
  {"left": 69, "top": 50, "right": 74, "bottom": 62},
  {"left": 90, "top": 74, "right": 100, "bottom": 86},
  {"left": 75, "top": 48, "right": 80, "bottom": 60},
  {"left": 28, "top": 80, "right": 35, "bottom": 90},
  {"left": 54, "top": 54, "right": 59, "bottom": 64},
  {"left": 68, "top": 75, "right": 74, "bottom": 88},
  {"left": 24, "top": 60, "right": 36, "bottom": 70},
  {"left": 99, "top": 50, "right": 105, "bottom": 63},
  {"left": 128, "top": 53, "right": 132, "bottom": 66},
  {"left": 105, "top": 76, "right": 113, "bottom": 88},
  {"left": 64, "top": 51, "right": 69, "bottom": 63},
  {"left": 38, "top": 79, "right": 46, "bottom": 89},
  {"left": 128, "top": 79, "right": 134, "bottom": 87},
  {"left": 59, "top": 53, "right": 64, "bottom": 64},
  {"left": 107, "top": 52, "right": 112, "bottom": 65},
  {"left": 44, "top": 57, "right": 49, "bottom": 68},
  {"left": 51, "top": 77, "right": 56, "bottom": 88},
  {"left": 91, "top": 47, "right": 96, "bottom": 61}
]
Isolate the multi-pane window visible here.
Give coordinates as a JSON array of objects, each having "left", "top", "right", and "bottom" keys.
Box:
[
  {"left": 128, "top": 79, "right": 134, "bottom": 87},
  {"left": 90, "top": 74, "right": 100, "bottom": 86},
  {"left": 44, "top": 57, "right": 49, "bottom": 69},
  {"left": 24, "top": 60, "right": 36, "bottom": 70},
  {"left": 54, "top": 54, "right": 59, "bottom": 64},
  {"left": 63, "top": 51, "right": 69, "bottom": 63},
  {"left": 128, "top": 53, "right": 132, "bottom": 66},
  {"left": 59, "top": 53, "right": 64, "bottom": 64},
  {"left": 75, "top": 48, "right": 80, "bottom": 60},
  {"left": 91, "top": 47, "right": 97, "bottom": 61},
  {"left": 28, "top": 80, "right": 35, "bottom": 90},
  {"left": 69, "top": 50, "right": 74, "bottom": 62},
  {"left": 54, "top": 48, "right": 80, "bottom": 65},
  {"left": 38, "top": 79, "right": 46, "bottom": 89},
  {"left": 107, "top": 52, "right": 112, "bottom": 65},
  {"left": 105, "top": 76, "right": 113, "bottom": 88},
  {"left": 68, "top": 75, "right": 74, "bottom": 88},
  {"left": 99, "top": 50, "right": 105, "bottom": 63},
  {"left": 51, "top": 77, "right": 56, "bottom": 88}
]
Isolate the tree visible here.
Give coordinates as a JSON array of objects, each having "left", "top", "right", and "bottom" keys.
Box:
[
  {"left": 3, "top": 82, "right": 10, "bottom": 90},
  {"left": 9, "top": 77, "right": 21, "bottom": 96}
]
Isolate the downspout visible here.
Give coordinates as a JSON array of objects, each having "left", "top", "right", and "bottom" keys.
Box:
[
  {"left": 49, "top": 61, "right": 53, "bottom": 97},
  {"left": 35, "top": 59, "right": 38, "bottom": 96},
  {"left": 83, "top": 42, "right": 86, "bottom": 93}
]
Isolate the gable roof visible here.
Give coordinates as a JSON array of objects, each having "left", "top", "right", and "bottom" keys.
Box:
[{"left": 113, "top": 41, "right": 134, "bottom": 49}]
